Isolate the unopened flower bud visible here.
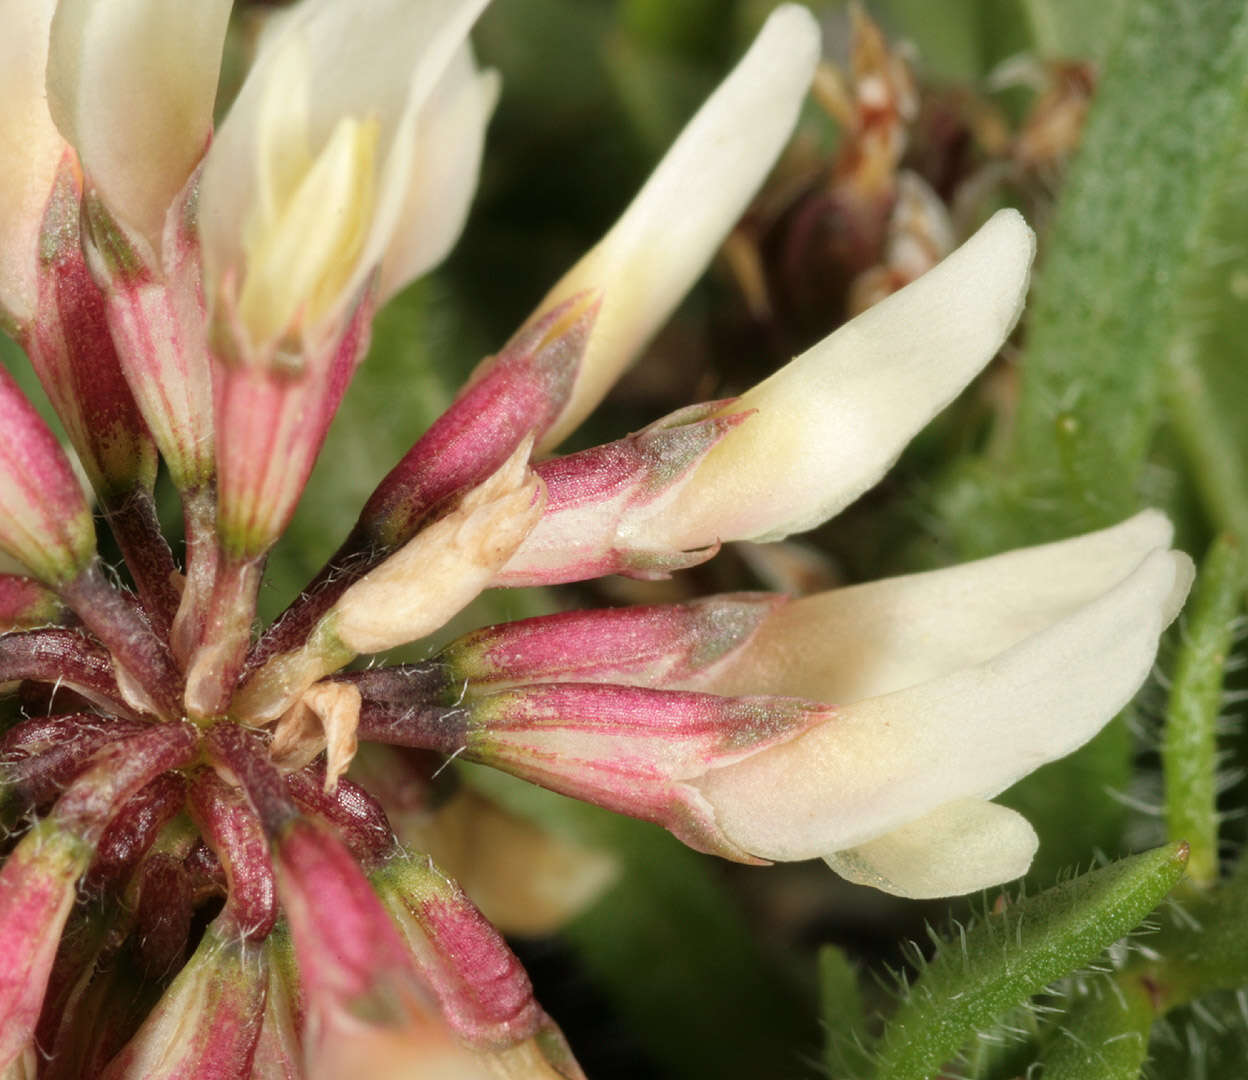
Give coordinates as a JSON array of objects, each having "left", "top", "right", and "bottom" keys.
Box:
[
  {"left": 46, "top": 0, "right": 231, "bottom": 258},
  {"left": 374, "top": 852, "right": 544, "bottom": 1049},
  {"left": 0, "top": 721, "right": 196, "bottom": 1073},
  {"left": 0, "top": 365, "right": 96, "bottom": 586},
  {"left": 442, "top": 592, "right": 785, "bottom": 691},
  {"left": 98, "top": 917, "right": 267, "bottom": 1080},
  {"left": 0, "top": 0, "right": 65, "bottom": 329}
]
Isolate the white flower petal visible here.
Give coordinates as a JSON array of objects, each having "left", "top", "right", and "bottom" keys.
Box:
[
  {"left": 823, "top": 798, "right": 1037, "bottom": 899},
  {"left": 46, "top": 0, "right": 231, "bottom": 253},
  {"left": 691, "top": 509, "right": 1177, "bottom": 703},
  {"left": 694, "top": 546, "right": 1192, "bottom": 861},
  {"left": 0, "top": 0, "right": 65, "bottom": 324},
  {"left": 376, "top": 46, "right": 499, "bottom": 304},
  {"left": 634, "top": 208, "right": 1036, "bottom": 549},
  {"left": 535, "top": 4, "right": 822, "bottom": 451},
  {"left": 201, "top": 0, "right": 490, "bottom": 351}
]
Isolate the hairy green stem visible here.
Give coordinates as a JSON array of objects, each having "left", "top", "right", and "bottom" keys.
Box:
[{"left": 1161, "top": 533, "right": 1245, "bottom": 886}]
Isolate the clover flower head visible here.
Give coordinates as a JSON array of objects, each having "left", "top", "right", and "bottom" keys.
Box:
[{"left": 0, "top": 0, "right": 1191, "bottom": 1075}]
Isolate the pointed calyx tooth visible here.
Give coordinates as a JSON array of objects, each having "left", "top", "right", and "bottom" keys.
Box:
[
  {"left": 271, "top": 680, "right": 363, "bottom": 793},
  {"left": 495, "top": 401, "right": 749, "bottom": 588},
  {"left": 332, "top": 437, "right": 546, "bottom": 655},
  {"left": 360, "top": 289, "right": 601, "bottom": 550}
]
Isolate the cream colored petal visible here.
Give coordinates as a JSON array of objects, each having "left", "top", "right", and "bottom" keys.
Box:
[
  {"left": 0, "top": 0, "right": 65, "bottom": 324},
  {"left": 377, "top": 46, "right": 499, "bottom": 303},
  {"left": 633, "top": 209, "right": 1035, "bottom": 549},
  {"left": 46, "top": 0, "right": 230, "bottom": 254},
  {"left": 201, "top": 0, "right": 490, "bottom": 348},
  {"left": 824, "top": 798, "right": 1038, "bottom": 899},
  {"left": 534, "top": 4, "right": 822, "bottom": 451},
  {"left": 695, "top": 547, "right": 1192, "bottom": 861},
  {"left": 691, "top": 510, "right": 1176, "bottom": 703},
  {"left": 333, "top": 439, "right": 545, "bottom": 655}
]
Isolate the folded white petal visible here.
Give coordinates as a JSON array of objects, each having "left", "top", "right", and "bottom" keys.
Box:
[
  {"left": 633, "top": 209, "right": 1036, "bottom": 549},
  {"left": 535, "top": 4, "right": 821, "bottom": 451},
  {"left": 376, "top": 47, "right": 499, "bottom": 304},
  {"left": 333, "top": 440, "right": 545, "bottom": 654},
  {"left": 690, "top": 510, "right": 1177, "bottom": 703},
  {"left": 695, "top": 546, "right": 1192, "bottom": 860},
  {"left": 0, "top": 0, "right": 65, "bottom": 323},
  {"left": 201, "top": 0, "right": 490, "bottom": 350},
  {"left": 823, "top": 798, "right": 1037, "bottom": 899},
  {"left": 46, "top": 0, "right": 231, "bottom": 253}
]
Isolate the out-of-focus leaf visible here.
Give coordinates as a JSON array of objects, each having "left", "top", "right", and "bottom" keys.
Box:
[
  {"left": 1035, "top": 976, "right": 1154, "bottom": 1079},
  {"left": 920, "top": 0, "right": 1248, "bottom": 886},
  {"left": 1020, "top": 0, "right": 1128, "bottom": 62},
  {"left": 872, "top": 844, "right": 1188, "bottom": 1080},
  {"left": 463, "top": 764, "right": 817, "bottom": 1080},
  {"left": 620, "top": 0, "right": 736, "bottom": 61},
  {"left": 604, "top": 28, "right": 718, "bottom": 155},
  {"left": 1166, "top": 112, "right": 1248, "bottom": 547},
  {"left": 1146, "top": 992, "right": 1248, "bottom": 1080},
  {"left": 819, "top": 944, "right": 874, "bottom": 1078},
  {"left": 938, "top": 0, "right": 1248, "bottom": 552},
  {"left": 1147, "top": 857, "right": 1248, "bottom": 1007}
]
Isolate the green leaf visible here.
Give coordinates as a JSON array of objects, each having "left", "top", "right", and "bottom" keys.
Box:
[
  {"left": 1162, "top": 534, "right": 1246, "bottom": 886},
  {"left": 1165, "top": 104, "right": 1248, "bottom": 546},
  {"left": 1144, "top": 861, "right": 1248, "bottom": 1008},
  {"left": 1020, "top": 0, "right": 1129, "bottom": 61},
  {"left": 1034, "top": 975, "right": 1154, "bottom": 1079},
  {"left": 819, "top": 944, "right": 874, "bottom": 1078},
  {"left": 940, "top": 0, "right": 1248, "bottom": 552},
  {"left": 872, "top": 844, "right": 1189, "bottom": 1080},
  {"left": 1146, "top": 992, "right": 1248, "bottom": 1079}
]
